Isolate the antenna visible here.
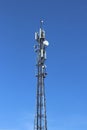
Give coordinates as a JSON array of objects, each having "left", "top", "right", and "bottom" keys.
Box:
[
  {"left": 35, "top": 20, "right": 46, "bottom": 40},
  {"left": 40, "top": 20, "right": 44, "bottom": 29}
]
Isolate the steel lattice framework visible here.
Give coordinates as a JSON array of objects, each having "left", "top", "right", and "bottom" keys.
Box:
[{"left": 34, "top": 21, "right": 49, "bottom": 130}]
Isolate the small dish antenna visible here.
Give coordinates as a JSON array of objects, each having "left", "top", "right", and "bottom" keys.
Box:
[{"left": 43, "top": 40, "right": 49, "bottom": 46}]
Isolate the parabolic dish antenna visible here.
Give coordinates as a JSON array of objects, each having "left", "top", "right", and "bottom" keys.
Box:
[{"left": 43, "top": 40, "right": 49, "bottom": 46}]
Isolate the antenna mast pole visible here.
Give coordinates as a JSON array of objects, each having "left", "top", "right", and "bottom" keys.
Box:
[{"left": 34, "top": 21, "right": 49, "bottom": 130}]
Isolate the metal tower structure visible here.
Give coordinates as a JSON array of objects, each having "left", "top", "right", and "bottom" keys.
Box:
[{"left": 34, "top": 20, "right": 49, "bottom": 130}]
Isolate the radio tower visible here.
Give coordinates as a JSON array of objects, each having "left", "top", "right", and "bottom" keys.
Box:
[{"left": 34, "top": 20, "right": 49, "bottom": 130}]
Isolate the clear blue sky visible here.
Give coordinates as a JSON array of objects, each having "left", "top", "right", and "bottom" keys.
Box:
[{"left": 0, "top": 0, "right": 87, "bottom": 130}]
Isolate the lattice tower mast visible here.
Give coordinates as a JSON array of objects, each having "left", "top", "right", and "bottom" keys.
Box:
[{"left": 34, "top": 21, "right": 49, "bottom": 130}]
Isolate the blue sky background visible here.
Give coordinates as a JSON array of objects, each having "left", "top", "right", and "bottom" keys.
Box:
[{"left": 0, "top": 0, "right": 87, "bottom": 130}]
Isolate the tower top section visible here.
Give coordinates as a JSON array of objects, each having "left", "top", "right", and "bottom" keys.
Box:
[{"left": 35, "top": 20, "right": 49, "bottom": 46}]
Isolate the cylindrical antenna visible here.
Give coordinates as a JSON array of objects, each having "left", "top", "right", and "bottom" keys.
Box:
[{"left": 40, "top": 20, "right": 44, "bottom": 29}]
